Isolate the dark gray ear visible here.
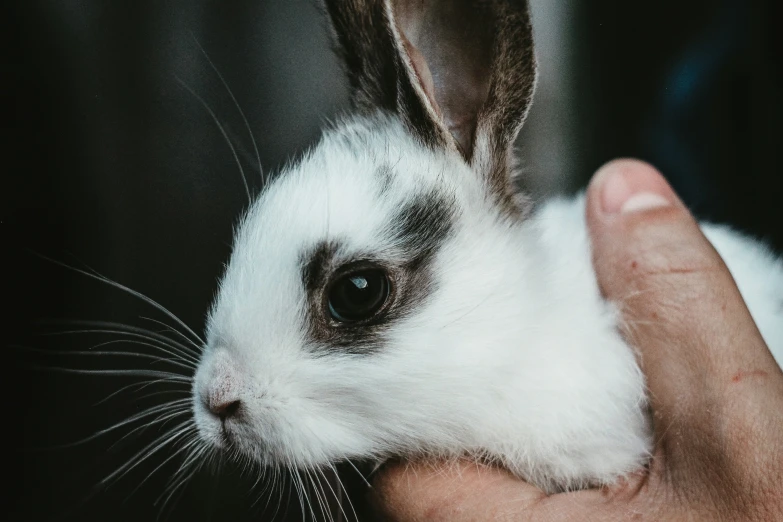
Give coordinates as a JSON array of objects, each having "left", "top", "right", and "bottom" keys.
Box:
[{"left": 324, "top": 0, "right": 536, "bottom": 210}]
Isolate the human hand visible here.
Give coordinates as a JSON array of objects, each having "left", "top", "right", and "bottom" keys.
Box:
[{"left": 369, "top": 159, "right": 783, "bottom": 521}]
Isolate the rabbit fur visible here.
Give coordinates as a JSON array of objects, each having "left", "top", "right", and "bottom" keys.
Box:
[{"left": 192, "top": 0, "right": 783, "bottom": 492}]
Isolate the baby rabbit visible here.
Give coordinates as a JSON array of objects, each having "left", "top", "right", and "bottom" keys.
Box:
[{"left": 192, "top": 0, "right": 783, "bottom": 492}]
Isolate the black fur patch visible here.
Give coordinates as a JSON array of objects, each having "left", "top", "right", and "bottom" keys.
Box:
[
  {"left": 389, "top": 191, "right": 454, "bottom": 269},
  {"left": 300, "top": 192, "right": 455, "bottom": 354},
  {"left": 301, "top": 242, "right": 337, "bottom": 298},
  {"left": 377, "top": 164, "right": 394, "bottom": 195},
  {"left": 324, "top": 0, "right": 536, "bottom": 219},
  {"left": 323, "top": 0, "right": 448, "bottom": 151}
]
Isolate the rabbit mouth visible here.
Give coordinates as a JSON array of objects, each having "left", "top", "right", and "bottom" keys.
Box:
[{"left": 217, "top": 421, "right": 236, "bottom": 448}]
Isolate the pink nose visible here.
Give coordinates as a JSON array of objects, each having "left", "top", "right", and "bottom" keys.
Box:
[
  {"left": 208, "top": 397, "right": 241, "bottom": 420},
  {"left": 201, "top": 351, "right": 243, "bottom": 421}
]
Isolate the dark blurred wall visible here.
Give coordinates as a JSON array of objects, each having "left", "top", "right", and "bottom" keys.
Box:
[
  {"left": 4, "top": 1, "right": 781, "bottom": 521},
  {"left": 6, "top": 2, "right": 348, "bottom": 521},
  {"left": 569, "top": 0, "right": 782, "bottom": 248}
]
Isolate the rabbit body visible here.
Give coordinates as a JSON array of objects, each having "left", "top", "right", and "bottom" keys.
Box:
[
  {"left": 195, "top": 113, "right": 783, "bottom": 492},
  {"left": 193, "top": 0, "right": 783, "bottom": 493}
]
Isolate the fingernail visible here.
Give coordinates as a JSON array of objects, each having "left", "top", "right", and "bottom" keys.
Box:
[
  {"left": 596, "top": 160, "right": 675, "bottom": 215},
  {"left": 620, "top": 192, "right": 671, "bottom": 213}
]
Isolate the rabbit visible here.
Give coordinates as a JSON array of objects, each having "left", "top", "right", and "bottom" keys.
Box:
[{"left": 191, "top": 0, "right": 783, "bottom": 493}]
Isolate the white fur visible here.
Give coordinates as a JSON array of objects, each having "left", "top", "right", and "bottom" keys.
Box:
[{"left": 192, "top": 113, "right": 783, "bottom": 492}]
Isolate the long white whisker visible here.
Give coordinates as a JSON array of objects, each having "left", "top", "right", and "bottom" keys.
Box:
[
  {"left": 253, "top": 465, "right": 279, "bottom": 517},
  {"left": 189, "top": 32, "right": 265, "bottom": 186},
  {"left": 312, "top": 467, "right": 333, "bottom": 522},
  {"left": 134, "top": 389, "right": 191, "bottom": 402},
  {"left": 128, "top": 432, "right": 203, "bottom": 499},
  {"left": 99, "top": 422, "right": 196, "bottom": 487},
  {"left": 85, "top": 338, "right": 196, "bottom": 369},
  {"left": 93, "top": 378, "right": 187, "bottom": 407},
  {"left": 139, "top": 316, "right": 203, "bottom": 354},
  {"left": 20, "top": 342, "right": 195, "bottom": 372},
  {"left": 33, "top": 256, "right": 205, "bottom": 344},
  {"left": 271, "top": 467, "right": 283, "bottom": 509},
  {"left": 323, "top": 465, "right": 355, "bottom": 522},
  {"left": 175, "top": 76, "right": 251, "bottom": 203},
  {"left": 255, "top": 463, "right": 277, "bottom": 511},
  {"left": 54, "top": 318, "right": 201, "bottom": 355},
  {"left": 37, "top": 322, "right": 200, "bottom": 364},
  {"left": 297, "top": 468, "right": 317, "bottom": 522},
  {"left": 279, "top": 466, "right": 293, "bottom": 522},
  {"left": 338, "top": 466, "right": 359, "bottom": 522},
  {"left": 156, "top": 469, "right": 195, "bottom": 522},
  {"left": 345, "top": 460, "right": 371, "bottom": 488},
  {"left": 170, "top": 438, "right": 209, "bottom": 482},
  {"left": 304, "top": 467, "right": 325, "bottom": 522},
  {"left": 44, "top": 400, "right": 191, "bottom": 450},
  {"left": 160, "top": 444, "right": 207, "bottom": 509},
  {"left": 249, "top": 462, "right": 264, "bottom": 491},
  {"left": 34, "top": 366, "right": 191, "bottom": 382},
  {"left": 289, "top": 461, "right": 306, "bottom": 520},
  {"left": 155, "top": 448, "right": 204, "bottom": 519},
  {"left": 108, "top": 408, "right": 193, "bottom": 452},
  {"left": 167, "top": 441, "right": 210, "bottom": 500}
]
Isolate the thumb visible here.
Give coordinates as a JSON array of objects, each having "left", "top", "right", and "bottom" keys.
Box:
[{"left": 584, "top": 160, "right": 782, "bottom": 457}]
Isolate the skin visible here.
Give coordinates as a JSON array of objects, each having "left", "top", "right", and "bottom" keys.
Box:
[{"left": 370, "top": 159, "right": 783, "bottom": 522}]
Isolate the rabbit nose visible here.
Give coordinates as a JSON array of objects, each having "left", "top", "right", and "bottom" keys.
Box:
[
  {"left": 208, "top": 397, "right": 241, "bottom": 420},
  {"left": 200, "top": 350, "right": 244, "bottom": 421}
]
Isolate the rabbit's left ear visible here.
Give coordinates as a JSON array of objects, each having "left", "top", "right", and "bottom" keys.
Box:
[{"left": 325, "top": 0, "right": 536, "bottom": 211}]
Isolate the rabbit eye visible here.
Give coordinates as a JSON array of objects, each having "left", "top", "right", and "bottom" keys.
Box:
[{"left": 327, "top": 269, "right": 390, "bottom": 323}]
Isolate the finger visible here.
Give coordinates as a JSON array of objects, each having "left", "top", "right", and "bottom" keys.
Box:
[
  {"left": 369, "top": 459, "right": 548, "bottom": 522},
  {"left": 370, "top": 459, "right": 659, "bottom": 522},
  {"left": 584, "top": 159, "right": 783, "bottom": 456}
]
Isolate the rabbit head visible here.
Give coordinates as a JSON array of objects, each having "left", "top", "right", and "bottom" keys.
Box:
[{"left": 193, "top": 0, "right": 539, "bottom": 470}]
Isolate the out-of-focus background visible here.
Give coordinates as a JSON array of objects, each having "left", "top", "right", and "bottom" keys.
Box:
[{"left": 4, "top": 0, "right": 782, "bottom": 521}]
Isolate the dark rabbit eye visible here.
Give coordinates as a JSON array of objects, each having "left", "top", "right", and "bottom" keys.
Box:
[{"left": 327, "top": 269, "right": 390, "bottom": 323}]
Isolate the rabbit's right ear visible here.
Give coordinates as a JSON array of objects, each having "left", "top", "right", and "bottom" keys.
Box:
[{"left": 324, "top": 0, "right": 536, "bottom": 213}]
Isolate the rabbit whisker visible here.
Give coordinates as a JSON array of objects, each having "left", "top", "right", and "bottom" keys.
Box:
[
  {"left": 175, "top": 75, "right": 251, "bottom": 204},
  {"left": 93, "top": 378, "right": 188, "bottom": 407},
  {"left": 37, "top": 319, "right": 201, "bottom": 363},
  {"left": 33, "top": 366, "right": 191, "bottom": 382},
  {"left": 189, "top": 31, "right": 265, "bottom": 186},
  {"left": 139, "top": 316, "right": 203, "bottom": 354},
  {"left": 127, "top": 432, "right": 203, "bottom": 501},
  {"left": 20, "top": 342, "right": 195, "bottom": 372},
  {"left": 107, "top": 408, "right": 193, "bottom": 455},
  {"left": 35, "top": 254, "right": 205, "bottom": 344},
  {"left": 99, "top": 420, "right": 196, "bottom": 488}
]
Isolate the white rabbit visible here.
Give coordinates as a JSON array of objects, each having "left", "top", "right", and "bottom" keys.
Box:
[{"left": 192, "top": 0, "right": 783, "bottom": 493}]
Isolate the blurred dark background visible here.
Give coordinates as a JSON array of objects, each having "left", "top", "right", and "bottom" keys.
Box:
[{"left": 4, "top": 0, "right": 782, "bottom": 521}]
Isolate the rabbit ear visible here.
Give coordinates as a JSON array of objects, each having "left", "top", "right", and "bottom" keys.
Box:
[{"left": 325, "top": 0, "right": 536, "bottom": 210}]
